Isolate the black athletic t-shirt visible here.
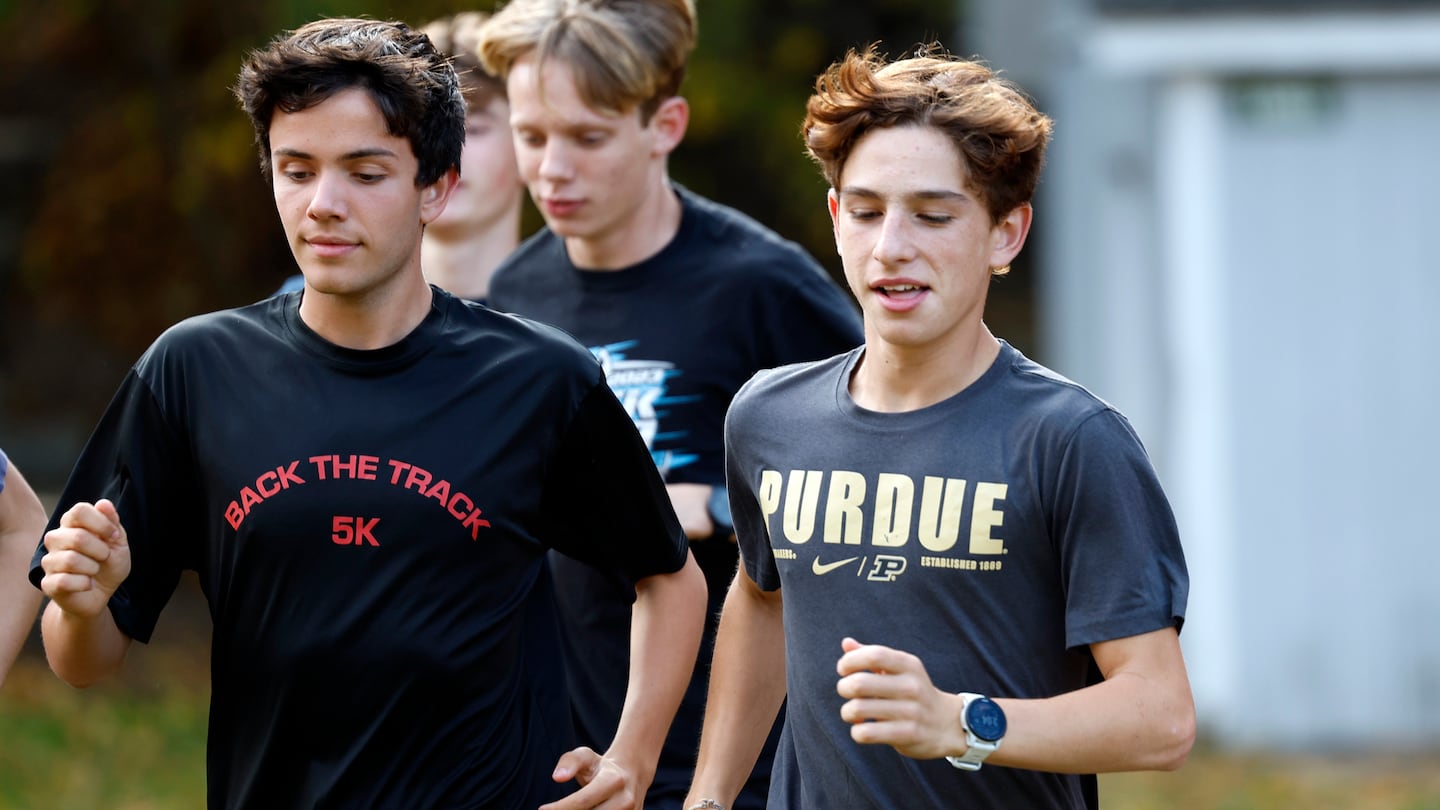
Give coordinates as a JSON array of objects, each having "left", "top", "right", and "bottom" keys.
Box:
[
  {"left": 32, "top": 288, "right": 688, "bottom": 809},
  {"left": 489, "top": 184, "right": 863, "bottom": 806}
]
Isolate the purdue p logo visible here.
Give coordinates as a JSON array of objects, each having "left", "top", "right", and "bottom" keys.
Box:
[{"left": 867, "top": 555, "right": 907, "bottom": 582}]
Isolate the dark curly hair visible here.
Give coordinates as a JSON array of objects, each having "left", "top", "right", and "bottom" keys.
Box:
[{"left": 234, "top": 18, "right": 465, "bottom": 187}]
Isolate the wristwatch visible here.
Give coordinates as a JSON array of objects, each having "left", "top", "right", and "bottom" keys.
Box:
[{"left": 946, "top": 692, "right": 1006, "bottom": 771}]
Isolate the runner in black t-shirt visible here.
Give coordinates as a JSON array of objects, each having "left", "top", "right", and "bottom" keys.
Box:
[
  {"left": 31, "top": 19, "right": 705, "bottom": 810},
  {"left": 273, "top": 12, "right": 526, "bottom": 304},
  {"left": 478, "top": 4, "right": 864, "bottom": 808}
]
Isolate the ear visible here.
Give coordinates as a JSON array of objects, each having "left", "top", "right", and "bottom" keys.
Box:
[
  {"left": 419, "top": 167, "right": 460, "bottom": 225},
  {"left": 989, "top": 202, "right": 1033, "bottom": 269},
  {"left": 649, "top": 96, "right": 689, "bottom": 157},
  {"left": 827, "top": 188, "right": 842, "bottom": 251}
]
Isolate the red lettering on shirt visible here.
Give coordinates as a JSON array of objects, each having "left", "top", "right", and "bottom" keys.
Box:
[
  {"left": 225, "top": 455, "right": 491, "bottom": 540},
  {"left": 256, "top": 471, "right": 281, "bottom": 498},
  {"left": 423, "top": 479, "right": 451, "bottom": 507},
  {"left": 404, "top": 465, "right": 433, "bottom": 493},
  {"left": 447, "top": 492, "right": 474, "bottom": 521},
  {"left": 462, "top": 507, "right": 491, "bottom": 540},
  {"left": 276, "top": 461, "right": 305, "bottom": 489},
  {"left": 239, "top": 486, "right": 262, "bottom": 514}
]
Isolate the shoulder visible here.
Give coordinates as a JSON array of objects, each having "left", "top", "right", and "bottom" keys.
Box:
[
  {"left": 488, "top": 229, "right": 567, "bottom": 298},
  {"left": 1004, "top": 347, "right": 1109, "bottom": 409},
  {"left": 676, "top": 186, "right": 829, "bottom": 281},
  {"left": 140, "top": 301, "right": 278, "bottom": 365},
  {"left": 994, "top": 344, "right": 1139, "bottom": 445},
  {"left": 730, "top": 350, "right": 854, "bottom": 417},
  {"left": 112, "top": 303, "right": 280, "bottom": 411},
  {"left": 444, "top": 294, "right": 602, "bottom": 383}
]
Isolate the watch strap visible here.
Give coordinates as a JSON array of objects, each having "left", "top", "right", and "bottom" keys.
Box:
[{"left": 947, "top": 692, "right": 1001, "bottom": 771}]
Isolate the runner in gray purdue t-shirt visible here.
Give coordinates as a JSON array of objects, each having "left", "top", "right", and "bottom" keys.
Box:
[{"left": 725, "top": 341, "right": 1188, "bottom": 810}]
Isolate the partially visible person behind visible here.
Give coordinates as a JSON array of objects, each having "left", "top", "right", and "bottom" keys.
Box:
[
  {"left": 416, "top": 11, "right": 526, "bottom": 303},
  {"left": 32, "top": 17, "right": 704, "bottom": 809},
  {"left": 685, "top": 45, "right": 1194, "bottom": 810},
  {"left": 478, "top": 2, "right": 864, "bottom": 808},
  {"left": 0, "top": 448, "right": 46, "bottom": 690},
  {"left": 275, "top": 11, "right": 525, "bottom": 302}
]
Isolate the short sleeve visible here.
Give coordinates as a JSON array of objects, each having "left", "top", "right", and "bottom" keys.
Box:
[
  {"left": 724, "top": 375, "right": 783, "bottom": 592},
  {"left": 757, "top": 266, "right": 862, "bottom": 371},
  {"left": 29, "top": 370, "right": 200, "bottom": 643},
  {"left": 538, "top": 381, "right": 689, "bottom": 585},
  {"left": 1050, "top": 409, "right": 1189, "bottom": 649}
]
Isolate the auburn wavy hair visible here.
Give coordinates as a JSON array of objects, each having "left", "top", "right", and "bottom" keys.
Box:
[{"left": 803, "top": 45, "right": 1053, "bottom": 225}]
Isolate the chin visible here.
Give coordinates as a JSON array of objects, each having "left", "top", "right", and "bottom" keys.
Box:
[
  {"left": 300, "top": 270, "right": 359, "bottom": 296},
  {"left": 872, "top": 325, "right": 937, "bottom": 349},
  {"left": 539, "top": 220, "right": 578, "bottom": 238}
]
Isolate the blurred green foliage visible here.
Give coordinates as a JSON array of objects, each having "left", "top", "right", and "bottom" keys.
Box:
[
  {"left": 1, "top": 645, "right": 209, "bottom": 809},
  {"left": 0, "top": 0, "right": 961, "bottom": 468},
  {"left": 4, "top": 641, "right": 1440, "bottom": 809}
]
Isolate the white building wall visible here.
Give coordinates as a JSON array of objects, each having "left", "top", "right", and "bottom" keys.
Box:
[{"left": 970, "top": 0, "right": 1440, "bottom": 749}]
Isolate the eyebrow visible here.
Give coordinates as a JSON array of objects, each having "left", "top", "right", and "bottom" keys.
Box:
[
  {"left": 271, "top": 147, "right": 400, "bottom": 161},
  {"left": 840, "top": 186, "right": 970, "bottom": 203},
  {"left": 509, "top": 116, "right": 616, "bottom": 133}
]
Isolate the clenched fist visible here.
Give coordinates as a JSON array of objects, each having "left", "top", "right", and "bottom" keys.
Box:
[{"left": 39, "top": 499, "right": 131, "bottom": 618}]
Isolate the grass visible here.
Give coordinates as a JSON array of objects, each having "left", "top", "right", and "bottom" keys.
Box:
[
  {"left": 0, "top": 647, "right": 208, "bottom": 809},
  {"left": 1101, "top": 751, "right": 1440, "bottom": 810},
  {"left": 3, "top": 620, "right": 1439, "bottom": 809}
]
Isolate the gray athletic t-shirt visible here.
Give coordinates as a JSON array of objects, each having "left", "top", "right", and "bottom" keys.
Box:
[{"left": 725, "top": 341, "right": 1188, "bottom": 809}]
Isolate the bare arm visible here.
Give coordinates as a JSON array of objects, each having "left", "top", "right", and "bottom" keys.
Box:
[
  {"left": 545, "top": 549, "right": 707, "bottom": 810},
  {"left": 0, "top": 461, "right": 47, "bottom": 688},
  {"left": 835, "top": 626, "right": 1196, "bottom": 774},
  {"left": 36, "top": 499, "right": 133, "bottom": 687},
  {"left": 667, "top": 483, "right": 730, "bottom": 541},
  {"left": 992, "top": 627, "right": 1195, "bottom": 772},
  {"left": 684, "top": 564, "right": 788, "bottom": 809}
]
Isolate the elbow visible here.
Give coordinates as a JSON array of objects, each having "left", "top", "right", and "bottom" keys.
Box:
[
  {"left": 44, "top": 639, "right": 124, "bottom": 688},
  {"left": 45, "top": 648, "right": 127, "bottom": 689},
  {"left": 1150, "top": 706, "right": 1198, "bottom": 771},
  {"left": 55, "top": 671, "right": 102, "bottom": 690},
  {"left": 45, "top": 653, "right": 109, "bottom": 689}
]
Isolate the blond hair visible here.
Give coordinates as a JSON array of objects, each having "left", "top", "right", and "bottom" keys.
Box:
[{"left": 478, "top": 0, "right": 696, "bottom": 121}]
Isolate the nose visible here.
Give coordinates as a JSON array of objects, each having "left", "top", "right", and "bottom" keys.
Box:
[
  {"left": 306, "top": 171, "right": 347, "bottom": 221},
  {"left": 537, "top": 140, "right": 574, "bottom": 184},
  {"left": 871, "top": 211, "right": 916, "bottom": 265}
]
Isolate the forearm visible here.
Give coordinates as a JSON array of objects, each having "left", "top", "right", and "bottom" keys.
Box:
[
  {"left": 988, "top": 629, "right": 1195, "bottom": 773},
  {"left": 686, "top": 569, "right": 787, "bottom": 807},
  {"left": 994, "top": 678, "right": 1193, "bottom": 773},
  {"left": 606, "top": 552, "right": 707, "bottom": 782},
  {"left": 0, "top": 465, "right": 48, "bottom": 687},
  {"left": 40, "top": 598, "right": 131, "bottom": 687},
  {"left": 0, "top": 532, "right": 43, "bottom": 687}
]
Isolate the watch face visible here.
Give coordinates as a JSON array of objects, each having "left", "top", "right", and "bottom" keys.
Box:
[{"left": 966, "top": 697, "right": 1007, "bottom": 742}]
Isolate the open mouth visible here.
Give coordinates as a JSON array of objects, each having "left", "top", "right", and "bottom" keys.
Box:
[{"left": 877, "top": 284, "right": 926, "bottom": 299}]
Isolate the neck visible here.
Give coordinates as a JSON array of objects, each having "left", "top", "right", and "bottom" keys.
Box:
[
  {"left": 422, "top": 213, "right": 521, "bottom": 300},
  {"left": 297, "top": 271, "right": 434, "bottom": 351},
  {"left": 565, "top": 178, "right": 682, "bottom": 270},
  {"left": 850, "top": 325, "right": 1002, "bottom": 413}
]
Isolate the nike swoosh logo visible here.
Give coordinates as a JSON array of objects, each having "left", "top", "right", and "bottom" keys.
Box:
[{"left": 812, "top": 556, "right": 859, "bottom": 575}]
